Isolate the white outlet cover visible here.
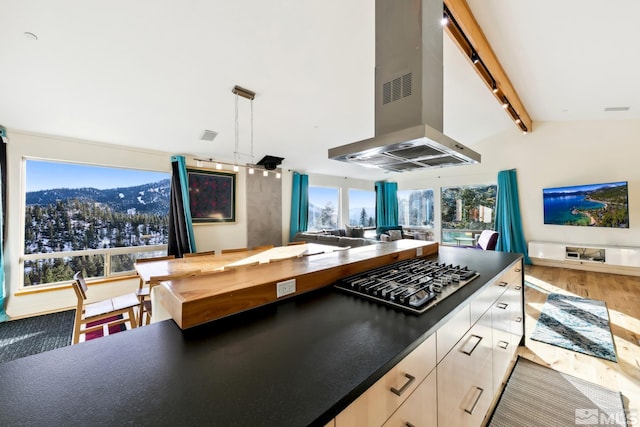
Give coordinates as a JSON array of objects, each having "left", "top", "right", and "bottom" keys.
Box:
[{"left": 276, "top": 279, "right": 296, "bottom": 298}]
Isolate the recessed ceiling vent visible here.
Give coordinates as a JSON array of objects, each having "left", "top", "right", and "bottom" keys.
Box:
[
  {"left": 200, "top": 130, "right": 218, "bottom": 141},
  {"left": 328, "top": 0, "right": 481, "bottom": 172}
]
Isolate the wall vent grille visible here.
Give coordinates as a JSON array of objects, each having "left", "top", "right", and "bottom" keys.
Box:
[{"left": 382, "top": 73, "right": 413, "bottom": 105}]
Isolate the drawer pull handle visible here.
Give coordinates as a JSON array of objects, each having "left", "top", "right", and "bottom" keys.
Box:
[
  {"left": 390, "top": 373, "right": 416, "bottom": 396},
  {"left": 461, "top": 334, "right": 483, "bottom": 356},
  {"left": 498, "top": 340, "right": 509, "bottom": 349},
  {"left": 497, "top": 302, "right": 508, "bottom": 310},
  {"left": 515, "top": 316, "right": 522, "bottom": 323},
  {"left": 406, "top": 423, "right": 416, "bottom": 427},
  {"left": 515, "top": 268, "right": 521, "bottom": 272},
  {"left": 464, "top": 386, "right": 485, "bottom": 414},
  {"left": 514, "top": 286, "right": 522, "bottom": 291},
  {"left": 497, "top": 281, "right": 508, "bottom": 287}
]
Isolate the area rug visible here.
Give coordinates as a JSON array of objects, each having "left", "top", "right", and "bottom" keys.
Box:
[
  {"left": 530, "top": 293, "right": 617, "bottom": 362},
  {"left": 489, "top": 357, "right": 627, "bottom": 427},
  {"left": 0, "top": 310, "right": 74, "bottom": 363},
  {"left": 0, "top": 311, "right": 128, "bottom": 363}
]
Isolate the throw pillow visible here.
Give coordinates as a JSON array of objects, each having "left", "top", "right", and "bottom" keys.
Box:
[
  {"left": 344, "top": 224, "right": 354, "bottom": 237},
  {"left": 351, "top": 227, "right": 364, "bottom": 238},
  {"left": 388, "top": 230, "right": 402, "bottom": 241}
]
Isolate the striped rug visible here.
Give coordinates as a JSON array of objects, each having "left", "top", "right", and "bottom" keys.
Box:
[
  {"left": 489, "top": 357, "right": 627, "bottom": 427},
  {"left": 530, "top": 293, "right": 617, "bottom": 362}
]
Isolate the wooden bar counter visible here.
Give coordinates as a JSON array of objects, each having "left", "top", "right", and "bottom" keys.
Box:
[{"left": 152, "top": 240, "right": 438, "bottom": 329}]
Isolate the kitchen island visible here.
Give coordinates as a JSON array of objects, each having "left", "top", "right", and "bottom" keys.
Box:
[{"left": 0, "top": 246, "right": 523, "bottom": 426}]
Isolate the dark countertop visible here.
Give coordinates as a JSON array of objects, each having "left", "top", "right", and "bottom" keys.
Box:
[{"left": 0, "top": 247, "right": 522, "bottom": 426}]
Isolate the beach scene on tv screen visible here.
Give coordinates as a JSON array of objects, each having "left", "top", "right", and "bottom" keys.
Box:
[{"left": 543, "top": 181, "right": 629, "bottom": 228}]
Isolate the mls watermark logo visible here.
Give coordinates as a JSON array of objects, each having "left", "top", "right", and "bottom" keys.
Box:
[
  {"left": 575, "top": 409, "right": 599, "bottom": 424},
  {"left": 575, "top": 408, "right": 638, "bottom": 425}
]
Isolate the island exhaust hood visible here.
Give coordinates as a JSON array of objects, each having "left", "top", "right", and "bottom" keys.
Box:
[{"left": 328, "top": 0, "right": 481, "bottom": 172}]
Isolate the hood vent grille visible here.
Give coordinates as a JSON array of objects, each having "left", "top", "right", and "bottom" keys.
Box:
[
  {"left": 328, "top": 0, "right": 481, "bottom": 172},
  {"left": 383, "top": 73, "right": 413, "bottom": 104},
  {"left": 343, "top": 139, "right": 469, "bottom": 173}
]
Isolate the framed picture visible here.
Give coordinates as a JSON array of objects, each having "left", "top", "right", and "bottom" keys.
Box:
[{"left": 187, "top": 168, "right": 236, "bottom": 223}]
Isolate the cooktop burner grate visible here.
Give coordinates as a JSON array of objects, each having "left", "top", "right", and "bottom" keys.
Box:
[{"left": 334, "top": 258, "right": 479, "bottom": 314}]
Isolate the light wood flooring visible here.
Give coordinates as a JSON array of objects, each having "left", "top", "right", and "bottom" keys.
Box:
[{"left": 519, "top": 264, "right": 640, "bottom": 418}]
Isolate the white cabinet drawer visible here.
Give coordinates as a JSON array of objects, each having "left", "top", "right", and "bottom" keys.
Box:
[
  {"left": 436, "top": 304, "right": 470, "bottom": 362},
  {"left": 335, "top": 333, "right": 436, "bottom": 427},
  {"left": 382, "top": 369, "right": 437, "bottom": 427},
  {"left": 438, "top": 311, "right": 493, "bottom": 427},
  {"left": 505, "top": 259, "right": 523, "bottom": 285},
  {"left": 492, "top": 328, "right": 515, "bottom": 394},
  {"left": 507, "top": 282, "right": 524, "bottom": 340},
  {"left": 470, "top": 279, "right": 507, "bottom": 325}
]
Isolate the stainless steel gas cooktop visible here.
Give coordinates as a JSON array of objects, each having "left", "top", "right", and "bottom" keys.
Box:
[{"left": 334, "top": 258, "right": 479, "bottom": 314}]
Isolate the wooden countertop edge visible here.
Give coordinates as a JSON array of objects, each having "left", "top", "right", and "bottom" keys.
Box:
[{"left": 162, "top": 241, "right": 438, "bottom": 329}]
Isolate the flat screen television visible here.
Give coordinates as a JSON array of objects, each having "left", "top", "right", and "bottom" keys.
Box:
[{"left": 543, "top": 181, "right": 629, "bottom": 228}]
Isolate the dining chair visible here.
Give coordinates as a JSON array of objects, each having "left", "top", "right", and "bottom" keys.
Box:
[
  {"left": 474, "top": 230, "right": 499, "bottom": 251},
  {"left": 221, "top": 248, "right": 249, "bottom": 254},
  {"left": 140, "top": 270, "right": 203, "bottom": 325},
  {"left": 184, "top": 250, "right": 216, "bottom": 258},
  {"left": 71, "top": 271, "right": 139, "bottom": 344},
  {"left": 252, "top": 244, "right": 275, "bottom": 250},
  {"left": 134, "top": 254, "right": 177, "bottom": 325}
]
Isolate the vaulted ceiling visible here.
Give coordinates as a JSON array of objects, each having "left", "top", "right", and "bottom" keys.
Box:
[{"left": 1, "top": 0, "right": 639, "bottom": 180}]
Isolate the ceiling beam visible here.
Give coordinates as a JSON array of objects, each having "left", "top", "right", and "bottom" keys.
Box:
[{"left": 444, "top": 0, "right": 533, "bottom": 133}]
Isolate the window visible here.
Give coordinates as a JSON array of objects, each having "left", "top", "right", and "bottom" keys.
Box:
[
  {"left": 308, "top": 186, "right": 339, "bottom": 230},
  {"left": 441, "top": 184, "right": 497, "bottom": 245},
  {"left": 23, "top": 159, "right": 170, "bottom": 287},
  {"left": 348, "top": 189, "right": 375, "bottom": 227},
  {"left": 397, "top": 189, "right": 434, "bottom": 228}
]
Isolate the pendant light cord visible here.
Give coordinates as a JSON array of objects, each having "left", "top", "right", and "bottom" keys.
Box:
[
  {"left": 234, "top": 93, "right": 239, "bottom": 166},
  {"left": 250, "top": 99, "right": 254, "bottom": 164}
]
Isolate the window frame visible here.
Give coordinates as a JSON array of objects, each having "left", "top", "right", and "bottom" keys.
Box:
[
  {"left": 347, "top": 188, "right": 376, "bottom": 228},
  {"left": 440, "top": 183, "right": 497, "bottom": 246},
  {"left": 307, "top": 185, "right": 341, "bottom": 231},
  {"left": 20, "top": 157, "right": 170, "bottom": 290},
  {"left": 397, "top": 188, "right": 435, "bottom": 230}
]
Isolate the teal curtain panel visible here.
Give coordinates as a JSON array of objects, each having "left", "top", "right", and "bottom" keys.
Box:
[
  {"left": 495, "top": 169, "right": 530, "bottom": 263},
  {"left": 375, "top": 181, "right": 398, "bottom": 227},
  {"left": 289, "top": 172, "right": 309, "bottom": 241}
]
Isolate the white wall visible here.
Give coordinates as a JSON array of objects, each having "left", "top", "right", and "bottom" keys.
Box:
[{"left": 395, "top": 120, "right": 640, "bottom": 247}]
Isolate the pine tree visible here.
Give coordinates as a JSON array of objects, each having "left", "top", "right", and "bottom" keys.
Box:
[{"left": 359, "top": 208, "right": 367, "bottom": 226}]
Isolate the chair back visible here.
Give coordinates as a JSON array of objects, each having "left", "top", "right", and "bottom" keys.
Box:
[
  {"left": 184, "top": 250, "right": 216, "bottom": 258},
  {"left": 148, "top": 270, "right": 203, "bottom": 286},
  {"left": 477, "top": 230, "right": 499, "bottom": 250},
  {"left": 221, "top": 247, "right": 249, "bottom": 254},
  {"left": 136, "top": 255, "right": 176, "bottom": 263},
  {"left": 72, "top": 271, "right": 88, "bottom": 301}
]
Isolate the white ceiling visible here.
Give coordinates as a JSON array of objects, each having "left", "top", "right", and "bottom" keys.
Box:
[{"left": 1, "top": 0, "right": 639, "bottom": 180}]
